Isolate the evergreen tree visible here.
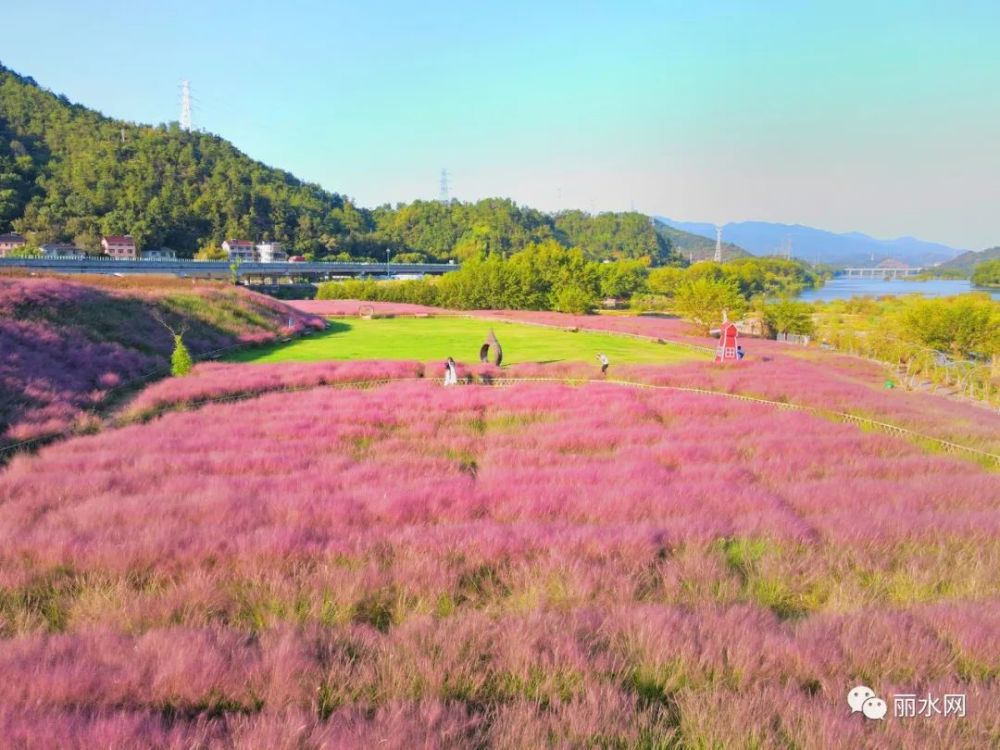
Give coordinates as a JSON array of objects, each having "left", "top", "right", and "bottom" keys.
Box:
[{"left": 171, "top": 334, "right": 193, "bottom": 377}]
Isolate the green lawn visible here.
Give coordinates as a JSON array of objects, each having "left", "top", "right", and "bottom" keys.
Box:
[{"left": 227, "top": 316, "right": 704, "bottom": 365}]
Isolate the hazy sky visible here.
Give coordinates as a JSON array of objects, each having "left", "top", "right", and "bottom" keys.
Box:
[{"left": 2, "top": 1, "right": 998, "bottom": 248}]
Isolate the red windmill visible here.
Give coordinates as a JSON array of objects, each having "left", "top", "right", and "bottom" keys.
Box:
[{"left": 715, "top": 310, "right": 740, "bottom": 363}]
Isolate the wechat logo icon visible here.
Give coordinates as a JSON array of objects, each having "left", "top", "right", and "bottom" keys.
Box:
[{"left": 848, "top": 685, "right": 887, "bottom": 720}]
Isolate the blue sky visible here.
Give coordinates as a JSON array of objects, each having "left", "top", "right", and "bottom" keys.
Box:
[{"left": 2, "top": 1, "right": 998, "bottom": 248}]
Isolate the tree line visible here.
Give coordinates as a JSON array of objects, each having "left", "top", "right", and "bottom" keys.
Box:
[{"left": 318, "top": 249, "right": 823, "bottom": 321}]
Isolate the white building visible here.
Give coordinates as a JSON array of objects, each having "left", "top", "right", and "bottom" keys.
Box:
[
  {"left": 141, "top": 247, "right": 177, "bottom": 260},
  {"left": 40, "top": 243, "right": 84, "bottom": 259},
  {"left": 222, "top": 239, "right": 255, "bottom": 261},
  {"left": 255, "top": 242, "right": 287, "bottom": 263}
]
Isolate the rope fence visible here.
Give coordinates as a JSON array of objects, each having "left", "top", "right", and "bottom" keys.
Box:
[{"left": 467, "top": 376, "right": 999, "bottom": 466}]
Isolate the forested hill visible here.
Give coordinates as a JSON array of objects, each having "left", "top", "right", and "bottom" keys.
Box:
[
  {"left": 937, "top": 247, "right": 1000, "bottom": 275},
  {"left": 0, "top": 62, "right": 698, "bottom": 264},
  {"left": 652, "top": 219, "right": 750, "bottom": 262}
]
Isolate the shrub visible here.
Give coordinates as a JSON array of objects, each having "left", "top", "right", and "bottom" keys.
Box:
[
  {"left": 762, "top": 297, "right": 815, "bottom": 337},
  {"left": 170, "top": 335, "right": 193, "bottom": 376},
  {"left": 553, "top": 285, "right": 597, "bottom": 315}
]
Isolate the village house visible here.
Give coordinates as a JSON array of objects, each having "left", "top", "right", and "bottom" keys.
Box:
[
  {"left": 39, "top": 243, "right": 84, "bottom": 259},
  {"left": 222, "top": 239, "right": 255, "bottom": 261},
  {"left": 101, "top": 235, "right": 137, "bottom": 259},
  {"left": 255, "top": 242, "right": 286, "bottom": 263},
  {"left": 0, "top": 232, "right": 27, "bottom": 257},
  {"left": 140, "top": 247, "right": 177, "bottom": 260}
]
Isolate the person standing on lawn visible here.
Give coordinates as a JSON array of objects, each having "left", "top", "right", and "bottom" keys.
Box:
[{"left": 597, "top": 352, "right": 609, "bottom": 375}]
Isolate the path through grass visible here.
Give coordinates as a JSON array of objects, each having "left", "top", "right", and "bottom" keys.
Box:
[{"left": 226, "top": 316, "right": 705, "bottom": 365}]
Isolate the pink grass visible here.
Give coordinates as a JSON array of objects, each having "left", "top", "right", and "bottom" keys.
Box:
[
  {"left": 0, "top": 372, "right": 997, "bottom": 745},
  {"left": 0, "top": 277, "right": 324, "bottom": 447}
]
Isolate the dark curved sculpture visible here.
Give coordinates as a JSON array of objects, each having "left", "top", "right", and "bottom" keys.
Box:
[{"left": 480, "top": 330, "right": 503, "bottom": 366}]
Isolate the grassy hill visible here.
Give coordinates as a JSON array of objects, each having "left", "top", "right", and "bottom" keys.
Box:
[
  {"left": 0, "top": 273, "right": 322, "bottom": 451},
  {"left": 0, "top": 62, "right": 679, "bottom": 264}
]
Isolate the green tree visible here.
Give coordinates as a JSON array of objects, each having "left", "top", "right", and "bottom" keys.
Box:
[
  {"left": 5, "top": 243, "right": 42, "bottom": 258},
  {"left": 762, "top": 297, "right": 815, "bottom": 337},
  {"left": 553, "top": 285, "right": 598, "bottom": 314},
  {"left": 897, "top": 295, "right": 999, "bottom": 359},
  {"left": 195, "top": 243, "right": 227, "bottom": 260},
  {"left": 170, "top": 334, "right": 193, "bottom": 376},
  {"left": 721, "top": 257, "right": 820, "bottom": 297},
  {"left": 647, "top": 266, "right": 686, "bottom": 295},
  {"left": 971, "top": 258, "right": 1000, "bottom": 287},
  {"left": 674, "top": 277, "right": 748, "bottom": 333},
  {"left": 597, "top": 259, "right": 648, "bottom": 299}
]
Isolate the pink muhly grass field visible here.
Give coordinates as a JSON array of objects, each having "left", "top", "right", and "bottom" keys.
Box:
[
  {"left": 0, "top": 276, "right": 323, "bottom": 448},
  {"left": 0, "top": 377, "right": 998, "bottom": 747},
  {"left": 121, "top": 359, "right": 427, "bottom": 421},
  {"left": 285, "top": 301, "right": 998, "bottom": 452},
  {"left": 289, "top": 298, "right": 447, "bottom": 316}
]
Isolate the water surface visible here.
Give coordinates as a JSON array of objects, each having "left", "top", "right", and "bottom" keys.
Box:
[{"left": 800, "top": 278, "right": 999, "bottom": 302}]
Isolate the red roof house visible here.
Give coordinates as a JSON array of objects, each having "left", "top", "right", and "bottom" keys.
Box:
[{"left": 101, "top": 235, "right": 136, "bottom": 259}]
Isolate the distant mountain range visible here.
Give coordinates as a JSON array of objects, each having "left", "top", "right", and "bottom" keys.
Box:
[{"left": 655, "top": 218, "right": 966, "bottom": 268}]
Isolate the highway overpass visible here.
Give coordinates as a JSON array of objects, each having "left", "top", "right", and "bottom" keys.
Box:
[{"left": 0, "top": 257, "right": 459, "bottom": 279}]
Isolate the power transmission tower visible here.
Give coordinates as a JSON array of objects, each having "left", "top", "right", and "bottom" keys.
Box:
[
  {"left": 714, "top": 225, "right": 723, "bottom": 262},
  {"left": 782, "top": 233, "right": 793, "bottom": 259},
  {"left": 439, "top": 168, "right": 449, "bottom": 204},
  {"left": 180, "top": 79, "right": 193, "bottom": 132}
]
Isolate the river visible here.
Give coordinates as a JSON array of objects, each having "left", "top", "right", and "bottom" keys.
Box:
[{"left": 799, "top": 277, "right": 1000, "bottom": 302}]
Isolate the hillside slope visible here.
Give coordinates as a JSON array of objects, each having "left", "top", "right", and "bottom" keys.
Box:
[
  {"left": 0, "top": 62, "right": 678, "bottom": 264},
  {"left": 652, "top": 219, "right": 750, "bottom": 262},
  {"left": 0, "top": 274, "right": 322, "bottom": 450},
  {"left": 938, "top": 246, "right": 1000, "bottom": 275}
]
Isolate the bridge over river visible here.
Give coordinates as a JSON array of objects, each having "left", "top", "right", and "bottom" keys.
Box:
[
  {"left": 0, "top": 257, "right": 459, "bottom": 280},
  {"left": 835, "top": 266, "right": 924, "bottom": 279}
]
